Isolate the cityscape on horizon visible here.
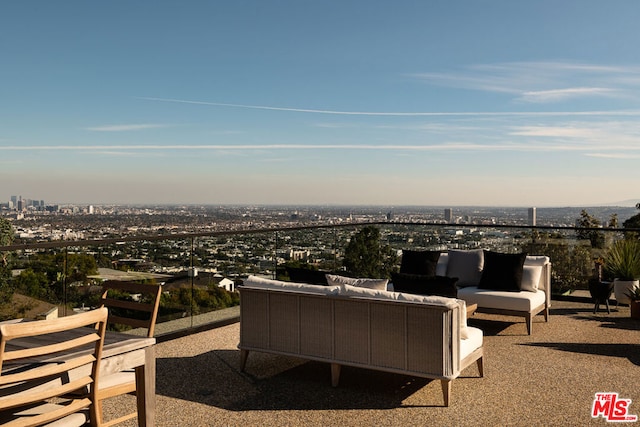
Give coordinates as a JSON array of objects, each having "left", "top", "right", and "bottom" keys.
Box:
[
  {"left": 3, "top": 192, "right": 639, "bottom": 245},
  {"left": 3, "top": 193, "right": 640, "bottom": 211}
]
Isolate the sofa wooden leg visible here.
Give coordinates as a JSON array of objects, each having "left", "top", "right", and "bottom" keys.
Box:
[
  {"left": 331, "top": 363, "right": 341, "bottom": 387},
  {"left": 526, "top": 315, "right": 533, "bottom": 335},
  {"left": 440, "top": 380, "right": 451, "bottom": 407},
  {"left": 477, "top": 357, "right": 484, "bottom": 377},
  {"left": 239, "top": 349, "right": 249, "bottom": 372}
]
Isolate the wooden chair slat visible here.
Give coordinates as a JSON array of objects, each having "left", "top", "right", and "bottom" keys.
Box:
[
  {"left": 101, "top": 298, "right": 155, "bottom": 313},
  {"left": 2, "top": 334, "right": 100, "bottom": 362},
  {"left": 0, "top": 307, "right": 108, "bottom": 426}
]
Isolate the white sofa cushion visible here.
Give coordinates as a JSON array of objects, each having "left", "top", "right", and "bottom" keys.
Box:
[
  {"left": 395, "top": 291, "right": 458, "bottom": 307},
  {"left": 457, "top": 286, "right": 546, "bottom": 311},
  {"left": 460, "top": 326, "right": 483, "bottom": 360},
  {"left": 326, "top": 274, "right": 389, "bottom": 291},
  {"left": 242, "top": 275, "right": 341, "bottom": 295},
  {"left": 339, "top": 283, "right": 397, "bottom": 300}
]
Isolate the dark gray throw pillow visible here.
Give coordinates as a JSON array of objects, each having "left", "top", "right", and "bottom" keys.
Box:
[
  {"left": 445, "top": 249, "right": 484, "bottom": 287},
  {"left": 391, "top": 272, "right": 458, "bottom": 298},
  {"left": 477, "top": 250, "right": 527, "bottom": 291},
  {"left": 399, "top": 250, "right": 441, "bottom": 276}
]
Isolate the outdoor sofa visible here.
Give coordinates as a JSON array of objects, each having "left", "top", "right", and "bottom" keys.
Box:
[
  {"left": 238, "top": 275, "right": 484, "bottom": 406},
  {"left": 392, "top": 249, "right": 552, "bottom": 335}
]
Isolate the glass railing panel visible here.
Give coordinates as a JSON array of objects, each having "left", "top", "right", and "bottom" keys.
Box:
[
  {"left": 4, "top": 246, "right": 71, "bottom": 321},
  {"left": 274, "top": 226, "right": 343, "bottom": 279},
  {"left": 173, "top": 233, "right": 253, "bottom": 330},
  {"left": 1, "top": 223, "right": 638, "bottom": 334}
]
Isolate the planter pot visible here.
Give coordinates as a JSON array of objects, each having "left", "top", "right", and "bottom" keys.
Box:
[
  {"left": 631, "top": 301, "right": 640, "bottom": 319},
  {"left": 588, "top": 280, "right": 614, "bottom": 313},
  {"left": 589, "top": 280, "right": 614, "bottom": 301},
  {"left": 613, "top": 279, "right": 639, "bottom": 305}
]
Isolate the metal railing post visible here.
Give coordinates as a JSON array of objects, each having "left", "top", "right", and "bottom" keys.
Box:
[
  {"left": 190, "top": 236, "right": 195, "bottom": 328},
  {"left": 274, "top": 231, "right": 278, "bottom": 279}
]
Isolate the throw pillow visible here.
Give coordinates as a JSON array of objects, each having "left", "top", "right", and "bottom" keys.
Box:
[
  {"left": 325, "top": 274, "right": 389, "bottom": 291},
  {"left": 436, "top": 253, "right": 448, "bottom": 276},
  {"left": 399, "top": 250, "right": 441, "bottom": 276},
  {"left": 285, "top": 266, "right": 330, "bottom": 286},
  {"left": 478, "top": 250, "right": 527, "bottom": 292},
  {"left": 445, "top": 249, "right": 484, "bottom": 287},
  {"left": 520, "top": 264, "right": 543, "bottom": 292},
  {"left": 391, "top": 272, "right": 458, "bottom": 298}
]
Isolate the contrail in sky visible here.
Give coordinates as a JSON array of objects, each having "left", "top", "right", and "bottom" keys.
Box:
[
  {"left": 137, "top": 97, "right": 640, "bottom": 117},
  {"left": 1, "top": 144, "right": 639, "bottom": 152}
]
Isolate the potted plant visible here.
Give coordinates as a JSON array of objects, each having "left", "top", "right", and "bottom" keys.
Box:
[
  {"left": 604, "top": 239, "right": 640, "bottom": 305},
  {"left": 626, "top": 286, "right": 640, "bottom": 319}
]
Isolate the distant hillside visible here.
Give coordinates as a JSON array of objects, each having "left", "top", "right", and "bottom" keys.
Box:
[{"left": 605, "top": 199, "right": 639, "bottom": 207}]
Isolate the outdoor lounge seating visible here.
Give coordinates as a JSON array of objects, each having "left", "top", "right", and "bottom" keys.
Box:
[
  {"left": 393, "top": 249, "right": 551, "bottom": 335},
  {"left": 438, "top": 250, "right": 551, "bottom": 335},
  {"left": 238, "top": 275, "right": 483, "bottom": 406}
]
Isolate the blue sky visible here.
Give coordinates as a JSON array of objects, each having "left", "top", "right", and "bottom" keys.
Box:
[{"left": 2, "top": 1, "right": 640, "bottom": 206}]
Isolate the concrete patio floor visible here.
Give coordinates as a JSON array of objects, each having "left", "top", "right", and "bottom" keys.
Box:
[{"left": 103, "top": 299, "right": 640, "bottom": 426}]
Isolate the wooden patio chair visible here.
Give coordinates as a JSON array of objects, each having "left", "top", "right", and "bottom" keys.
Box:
[
  {"left": 96, "top": 281, "right": 162, "bottom": 426},
  {"left": 0, "top": 307, "right": 109, "bottom": 427}
]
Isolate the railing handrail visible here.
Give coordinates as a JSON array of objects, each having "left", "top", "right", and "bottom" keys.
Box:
[{"left": 1, "top": 220, "right": 637, "bottom": 252}]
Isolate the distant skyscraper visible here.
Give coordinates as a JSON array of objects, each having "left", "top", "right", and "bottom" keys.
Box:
[
  {"left": 528, "top": 207, "right": 537, "bottom": 226},
  {"left": 444, "top": 208, "right": 453, "bottom": 223}
]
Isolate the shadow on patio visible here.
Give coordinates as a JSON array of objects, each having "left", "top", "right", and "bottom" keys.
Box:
[
  {"left": 522, "top": 342, "right": 640, "bottom": 366},
  {"left": 141, "top": 299, "right": 640, "bottom": 427},
  {"left": 155, "top": 348, "right": 467, "bottom": 411}
]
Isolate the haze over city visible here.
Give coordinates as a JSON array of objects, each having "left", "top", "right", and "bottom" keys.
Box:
[{"left": 2, "top": 1, "right": 640, "bottom": 207}]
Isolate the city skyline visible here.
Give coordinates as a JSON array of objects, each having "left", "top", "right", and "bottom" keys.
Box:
[
  {"left": 3, "top": 192, "right": 638, "bottom": 211},
  {"left": 2, "top": 1, "right": 640, "bottom": 206}
]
